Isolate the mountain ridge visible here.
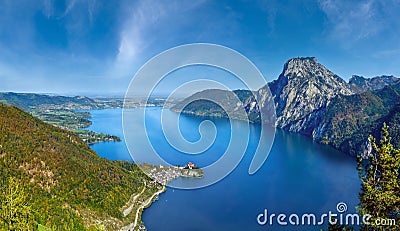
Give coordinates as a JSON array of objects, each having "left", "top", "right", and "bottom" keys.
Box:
[
  {"left": 0, "top": 92, "right": 97, "bottom": 111},
  {"left": 349, "top": 75, "right": 400, "bottom": 92},
  {"left": 173, "top": 57, "right": 400, "bottom": 156}
]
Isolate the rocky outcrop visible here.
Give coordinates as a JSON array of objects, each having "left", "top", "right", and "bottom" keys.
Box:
[
  {"left": 349, "top": 75, "right": 400, "bottom": 92},
  {"left": 263, "top": 57, "right": 355, "bottom": 136}
]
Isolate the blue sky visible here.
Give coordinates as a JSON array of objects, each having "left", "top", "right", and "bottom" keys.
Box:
[{"left": 1, "top": 0, "right": 399, "bottom": 96}]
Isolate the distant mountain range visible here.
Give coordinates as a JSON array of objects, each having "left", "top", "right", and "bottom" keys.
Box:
[
  {"left": 349, "top": 75, "right": 400, "bottom": 92},
  {"left": 0, "top": 92, "right": 98, "bottom": 110},
  {"left": 0, "top": 92, "right": 169, "bottom": 111},
  {"left": 172, "top": 57, "right": 400, "bottom": 156}
]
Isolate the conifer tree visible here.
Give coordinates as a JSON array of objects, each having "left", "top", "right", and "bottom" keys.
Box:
[{"left": 358, "top": 123, "right": 400, "bottom": 230}]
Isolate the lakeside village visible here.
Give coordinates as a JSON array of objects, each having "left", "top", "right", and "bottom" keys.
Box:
[
  {"left": 119, "top": 162, "right": 204, "bottom": 231},
  {"left": 141, "top": 162, "right": 205, "bottom": 185}
]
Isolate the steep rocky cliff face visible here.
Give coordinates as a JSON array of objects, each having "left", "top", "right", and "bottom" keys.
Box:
[
  {"left": 174, "top": 57, "right": 356, "bottom": 134},
  {"left": 264, "top": 57, "right": 355, "bottom": 135},
  {"left": 173, "top": 57, "right": 400, "bottom": 156}
]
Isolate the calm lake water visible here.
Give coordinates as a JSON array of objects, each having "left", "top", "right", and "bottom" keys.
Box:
[{"left": 86, "top": 108, "right": 360, "bottom": 231}]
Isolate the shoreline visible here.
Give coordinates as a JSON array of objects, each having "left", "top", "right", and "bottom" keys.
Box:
[
  {"left": 119, "top": 185, "right": 166, "bottom": 231},
  {"left": 118, "top": 163, "right": 203, "bottom": 230}
]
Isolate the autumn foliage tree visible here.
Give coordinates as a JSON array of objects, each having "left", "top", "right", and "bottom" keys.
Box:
[
  {"left": 0, "top": 176, "right": 34, "bottom": 230},
  {"left": 358, "top": 123, "right": 400, "bottom": 230}
]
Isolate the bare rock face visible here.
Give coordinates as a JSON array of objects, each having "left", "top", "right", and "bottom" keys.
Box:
[
  {"left": 264, "top": 57, "right": 355, "bottom": 135},
  {"left": 349, "top": 75, "right": 400, "bottom": 92},
  {"left": 174, "top": 57, "right": 356, "bottom": 136}
]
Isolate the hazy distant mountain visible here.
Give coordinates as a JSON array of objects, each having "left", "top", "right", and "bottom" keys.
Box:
[
  {"left": 0, "top": 92, "right": 97, "bottom": 110},
  {"left": 171, "top": 89, "right": 258, "bottom": 121},
  {"left": 349, "top": 75, "right": 400, "bottom": 92},
  {"left": 174, "top": 57, "right": 400, "bottom": 156}
]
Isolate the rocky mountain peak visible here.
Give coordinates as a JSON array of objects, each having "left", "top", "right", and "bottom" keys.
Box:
[
  {"left": 282, "top": 57, "right": 319, "bottom": 78},
  {"left": 268, "top": 57, "right": 355, "bottom": 135},
  {"left": 281, "top": 57, "right": 343, "bottom": 83}
]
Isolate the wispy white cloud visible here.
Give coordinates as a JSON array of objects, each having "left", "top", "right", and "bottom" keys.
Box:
[
  {"left": 373, "top": 48, "right": 400, "bottom": 58},
  {"left": 318, "top": 0, "right": 381, "bottom": 44},
  {"left": 318, "top": 0, "right": 400, "bottom": 63},
  {"left": 87, "top": 0, "right": 97, "bottom": 24},
  {"left": 114, "top": 0, "right": 208, "bottom": 76},
  {"left": 42, "top": 0, "right": 54, "bottom": 18},
  {"left": 41, "top": 0, "right": 92, "bottom": 19},
  {"left": 61, "top": 0, "right": 78, "bottom": 18},
  {"left": 256, "top": 0, "right": 279, "bottom": 34},
  {"left": 41, "top": 0, "right": 96, "bottom": 27}
]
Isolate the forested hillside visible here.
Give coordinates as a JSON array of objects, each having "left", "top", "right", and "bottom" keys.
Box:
[
  {"left": 317, "top": 85, "right": 400, "bottom": 155},
  {"left": 0, "top": 103, "right": 152, "bottom": 230}
]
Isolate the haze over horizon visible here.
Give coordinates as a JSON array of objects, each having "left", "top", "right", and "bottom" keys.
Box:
[{"left": 1, "top": 0, "right": 400, "bottom": 96}]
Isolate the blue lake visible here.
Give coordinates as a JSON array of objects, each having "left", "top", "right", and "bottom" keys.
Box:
[{"left": 86, "top": 108, "right": 360, "bottom": 231}]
